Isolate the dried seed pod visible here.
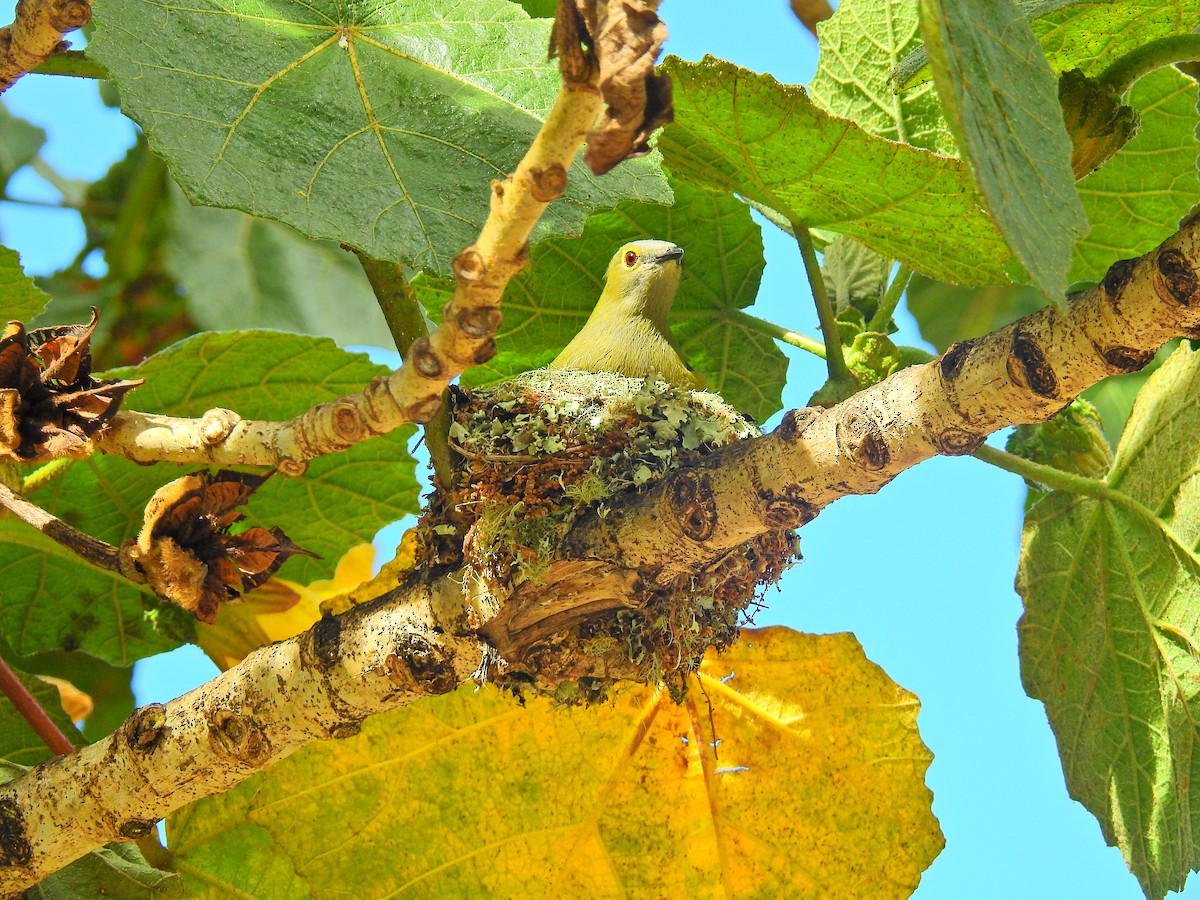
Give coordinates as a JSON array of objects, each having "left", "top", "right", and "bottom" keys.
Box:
[
  {"left": 130, "top": 470, "right": 316, "bottom": 623},
  {"left": 0, "top": 311, "right": 142, "bottom": 462}
]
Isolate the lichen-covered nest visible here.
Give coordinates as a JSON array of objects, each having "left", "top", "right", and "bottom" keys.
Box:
[{"left": 413, "top": 369, "right": 799, "bottom": 702}]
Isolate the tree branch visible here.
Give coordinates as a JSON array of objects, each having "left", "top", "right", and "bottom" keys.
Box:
[
  {"left": 90, "top": 81, "right": 603, "bottom": 475},
  {"left": 7, "top": 212, "right": 1200, "bottom": 893},
  {"left": 0, "top": 577, "right": 487, "bottom": 889},
  {"left": 0, "top": 0, "right": 92, "bottom": 93},
  {"left": 563, "top": 218, "right": 1200, "bottom": 573}
]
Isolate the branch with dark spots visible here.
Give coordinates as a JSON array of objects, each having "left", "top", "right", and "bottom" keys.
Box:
[{"left": 562, "top": 217, "right": 1200, "bottom": 574}]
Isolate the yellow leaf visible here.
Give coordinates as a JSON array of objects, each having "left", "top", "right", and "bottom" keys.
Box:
[
  {"left": 170, "top": 627, "right": 943, "bottom": 896},
  {"left": 196, "top": 543, "right": 376, "bottom": 671}
]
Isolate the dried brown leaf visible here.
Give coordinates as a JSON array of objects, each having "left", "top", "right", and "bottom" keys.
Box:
[{"left": 553, "top": 0, "right": 674, "bottom": 175}]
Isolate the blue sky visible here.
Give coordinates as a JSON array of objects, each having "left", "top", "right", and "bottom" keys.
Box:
[{"left": 0, "top": 1, "right": 1190, "bottom": 897}]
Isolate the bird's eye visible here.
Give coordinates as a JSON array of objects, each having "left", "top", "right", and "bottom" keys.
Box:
[{"left": 624, "top": 250, "right": 639, "bottom": 267}]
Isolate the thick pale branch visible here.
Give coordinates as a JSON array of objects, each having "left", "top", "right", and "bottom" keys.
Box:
[
  {"left": 0, "top": 0, "right": 91, "bottom": 93},
  {"left": 9, "top": 217, "right": 1200, "bottom": 890},
  {"left": 0, "top": 578, "right": 486, "bottom": 889},
  {"left": 92, "top": 83, "right": 603, "bottom": 473},
  {"left": 564, "top": 216, "right": 1200, "bottom": 573}
]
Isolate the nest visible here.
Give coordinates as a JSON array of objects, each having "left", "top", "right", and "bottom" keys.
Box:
[{"left": 412, "top": 369, "right": 799, "bottom": 702}]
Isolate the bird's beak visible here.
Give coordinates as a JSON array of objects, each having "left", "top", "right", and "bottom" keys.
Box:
[{"left": 653, "top": 247, "right": 684, "bottom": 265}]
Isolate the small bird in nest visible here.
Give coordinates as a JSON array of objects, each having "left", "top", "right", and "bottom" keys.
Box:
[{"left": 550, "top": 239, "right": 704, "bottom": 390}]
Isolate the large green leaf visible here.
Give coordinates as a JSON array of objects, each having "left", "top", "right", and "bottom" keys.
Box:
[
  {"left": 808, "top": 0, "right": 956, "bottom": 154},
  {"left": 0, "top": 518, "right": 175, "bottom": 665},
  {"left": 0, "top": 245, "right": 50, "bottom": 322},
  {"left": 168, "top": 629, "right": 941, "bottom": 898},
  {"left": 658, "top": 55, "right": 1011, "bottom": 286},
  {"left": 0, "top": 103, "right": 45, "bottom": 192},
  {"left": 1036, "top": 0, "right": 1200, "bottom": 76},
  {"left": 894, "top": 1, "right": 1200, "bottom": 89},
  {"left": 0, "top": 332, "right": 419, "bottom": 665},
  {"left": 1071, "top": 68, "right": 1200, "bottom": 284},
  {"left": 88, "top": 0, "right": 669, "bottom": 278},
  {"left": 920, "top": 0, "right": 1087, "bottom": 303},
  {"left": 419, "top": 180, "right": 787, "bottom": 422},
  {"left": 1018, "top": 345, "right": 1200, "bottom": 898},
  {"left": 0, "top": 665, "right": 80, "bottom": 766},
  {"left": 165, "top": 187, "right": 393, "bottom": 347}
]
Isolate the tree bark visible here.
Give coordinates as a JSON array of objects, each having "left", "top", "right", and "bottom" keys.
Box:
[{"left": 4, "top": 217, "right": 1200, "bottom": 891}]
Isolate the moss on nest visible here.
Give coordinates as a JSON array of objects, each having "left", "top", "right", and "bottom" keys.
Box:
[{"left": 412, "top": 369, "right": 799, "bottom": 702}]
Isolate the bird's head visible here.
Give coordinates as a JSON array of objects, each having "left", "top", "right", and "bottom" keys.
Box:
[{"left": 600, "top": 240, "right": 685, "bottom": 323}]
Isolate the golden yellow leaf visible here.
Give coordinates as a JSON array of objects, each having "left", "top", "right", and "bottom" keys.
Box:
[
  {"left": 170, "top": 626, "right": 943, "bottom": 896},
  {"left": 196, "top": 543, "right": 376, "bottom": 670},
  {"left": 36, "top": 675, "right": 92, "bottom": 724}
]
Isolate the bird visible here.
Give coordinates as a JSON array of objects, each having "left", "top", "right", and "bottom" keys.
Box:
[{"left": 549, "top": 240, "right": 704, "bottom": 389}]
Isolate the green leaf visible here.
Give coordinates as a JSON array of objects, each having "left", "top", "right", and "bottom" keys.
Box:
[
  {"left": 0, "top": 518, "right": 177, "bottom": 665},
  {"left": 1, "top": 332, "right": 419, "bottom": 665},
  {"left": 893, "top": 1, "right": 1200, "bottom": 89},
  {"left": 0, "top": 103, "right": 45, "bottom": 192},
  {"left": 920, "top": 0, "right": 1088, "bottom": 303},
  {"left": 165, "top": 186, "right": 393, "bottom": 347},
  {"left": 658, "top": 55, "right": 1012, "bottom": 286},
  {"left": 1071, "top": 68, "right": 1200, "bottom": 284},
  {"left": 1036, "top": 0, "right": 1200, "bottom": 76},
  {"left": 419, "top": 180, "right": 787, "bottom": 422},
  {"left": 820, "top": 235, "right": 890, "bottom": 324},
  {"left": 0, "top": 665, "right": 79, "bottom": 765},
  {"left": 1018, "top": 344, "right": 1200, "bottom": 898},
  {"left": 808, "top": 0, "right": 956, "bottom": 154},
  {"left": 88, "top": 0, "right": 669, "bottom": 278},
  {"left": 0, "top": 245, "right": 51, "bottom": 321},
  {"left": 168, "top": 628, "right": 941, "bottom": 898},
  {"left": 24, "top": 843, "right": 182, "bottom": 899}
]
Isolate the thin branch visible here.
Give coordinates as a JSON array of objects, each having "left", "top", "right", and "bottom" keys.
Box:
[
  {"left": 972, "top": 443, "right": 1109, "bottom": 499},
  {"left": 0, "top": 654, "right": 74, "bottom": 756},
  {"left": 868, "top": 264, "right": 913, "bottom": 333},
  {"left": 356, "top": 252, "right": 457, "bottom": 494},
  {"left": 1098, "top": 33, "right": 1200, "bottom": 97},
  {"left": 0, "top": 481, "right": 130, "bottom": 577},
  {"left": 793, "top": 224, "right": 853, "bottom": 384},
  {"left": 0, "top": 0, "right": 92, "bottom": 94},
  {"left": 788, "top": 0, "right": 833, "bottom": 38},
  {"left": 731, "top": 310, "right": 826, "bottom": 358}
]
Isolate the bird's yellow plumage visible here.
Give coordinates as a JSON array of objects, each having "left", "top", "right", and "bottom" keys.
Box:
[{"left": 549, "top": 240, "right": 703, "bottom": 389}]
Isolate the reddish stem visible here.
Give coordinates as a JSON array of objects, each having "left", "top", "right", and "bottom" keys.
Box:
[{"left": 0, "top": 655, "right": 74, "bottom": 756}]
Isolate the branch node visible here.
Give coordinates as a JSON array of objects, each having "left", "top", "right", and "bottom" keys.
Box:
[
  {"left": 331, "top": 400, "right": 365, "bottom": 443},
  {"left": 199, "top": 408, "right": 240, "bottom": 446},
  {"left": 0, "top": 798, "right": 30, "bottom": 867},
  {"left": 456, "top": 305, "right": 502, "bottom": 339},
  {"left": 123, "top": 703, "right": 167, "bottom": 753},
  {"left": 1154, "top": 247, "right": 1200, "bottom": 307},
  {"left": 1008, "top": 328, "right": 1060, "bottom": 397},
  {"left": 451, "top": 246, "right": 487, "bottom": 283},
  {"left": 836, "top": 410, "right": 891, "bottom": 472},
  {"left": 667, "top": 470, "right": 717, "bottom": 542},
  {"left": 208, "top": 710, "right": 271, "bottom": 766},
  {"left": 528, "top": 163, "right": 568, "bottom": 202},
  {"left": 410, "top": 336, "right": 443, "bottom": 380},
  {"left": 277, "top": 457, "right": 307, "bottom": 477}
]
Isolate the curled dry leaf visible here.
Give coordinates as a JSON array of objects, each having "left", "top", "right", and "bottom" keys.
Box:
[
  {"left": 0, "top": 310, "right": 142, "bottom": 462},
  {"left": 551, "top": 0, "right": 673, "bottom": 175},
  {"left": 129, "top": 470, "right": 316, "bottom": 624}
]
